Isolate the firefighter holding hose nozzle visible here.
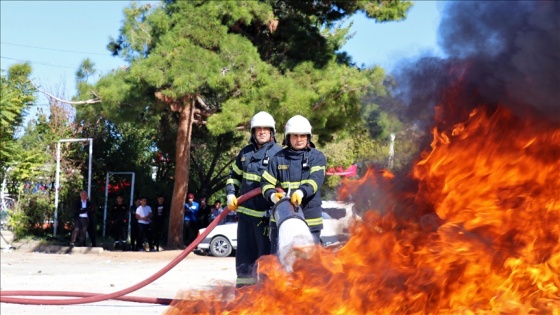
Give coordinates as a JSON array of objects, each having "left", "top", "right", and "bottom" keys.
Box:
[
  {"left": 226, "top": 111, "right": 282, "bottom": 288},
  {"left": 261, "top": 115, "right": 327, "bottom": 254}
]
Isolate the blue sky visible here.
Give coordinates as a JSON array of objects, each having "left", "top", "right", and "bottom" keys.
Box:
[{"left": 1, "top": 1, "right": 444, "bottom": 111}]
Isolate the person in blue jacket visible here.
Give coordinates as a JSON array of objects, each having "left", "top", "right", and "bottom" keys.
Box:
[
  {"left": 183, "top": 193, "right": 199, "bottom": 247},
  {"left": 261, "top": 115, "right": 327, "bottom": 254}
]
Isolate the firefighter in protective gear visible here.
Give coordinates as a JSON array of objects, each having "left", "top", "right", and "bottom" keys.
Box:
[
  {"left": 226, "top": 111, "right": 282, "bottom": 287},
  {"left": 261, "top": 115, "right": 327, "bottom": 254}
]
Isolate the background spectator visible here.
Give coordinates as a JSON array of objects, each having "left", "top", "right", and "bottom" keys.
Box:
[
  {"left": 151, "top": 195, "right": 167, "bottom": 251},
  {"left": 111, "top": 195, "right": 128, "bottom": 250},
  {"left": 136, "top": 197, "right": 153, "bottom": 252},
  {"left": 183, "top": 193, "right": 199, "bottom": 247}
]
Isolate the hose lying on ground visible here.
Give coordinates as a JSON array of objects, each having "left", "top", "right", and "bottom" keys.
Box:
[{"left": 0, "top": 188, "right": 262, "bottom": 305}]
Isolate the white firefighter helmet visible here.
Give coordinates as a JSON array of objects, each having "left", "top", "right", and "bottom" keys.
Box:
[
  {"left": 284, "top": 115, "right": 312, "bottom": 137},
  {"left": 250, "top": 111, "right": 276, "bottom": 133}
]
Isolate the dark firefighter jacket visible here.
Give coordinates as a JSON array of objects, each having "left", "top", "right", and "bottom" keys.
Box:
[
  {"left": 261, "top": 146, "right": 326, "bottom": 231},
  {"left": 226, "top": 141, "right": 282, "bottom": 218}
]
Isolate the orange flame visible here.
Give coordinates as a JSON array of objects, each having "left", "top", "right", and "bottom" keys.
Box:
[{"left": 166, "top": 105, "right": 560, "bottom": 314}]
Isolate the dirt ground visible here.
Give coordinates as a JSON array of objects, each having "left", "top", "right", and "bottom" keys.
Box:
[{"left": 0, "top": 235, "right": 236, "bottom": 315}]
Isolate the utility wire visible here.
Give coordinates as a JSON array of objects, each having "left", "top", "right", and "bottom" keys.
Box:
[
  {"left": 1, "top": 41, "right": 112, "bottom": 56},
  {"left": 1, "top": 56, "right": 76, "bottom": 69}
]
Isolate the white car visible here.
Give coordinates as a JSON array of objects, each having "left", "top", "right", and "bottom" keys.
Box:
[
  {"left": 320, "top": 200, "right": 356, "bottom": 246},
  {"left": 196, "top": 201, "right": 356, "bottom": 257}
]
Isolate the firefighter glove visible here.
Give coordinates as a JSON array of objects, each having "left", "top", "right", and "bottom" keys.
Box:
[
  {"left": 270, "top": 192, "right": 285, "bottom": 204},
  {"left": 227, "top": 194, "right": 238, "bottom": 211},
  {"left": 291, "top": 189, "right": 304, "bottom": 206}
]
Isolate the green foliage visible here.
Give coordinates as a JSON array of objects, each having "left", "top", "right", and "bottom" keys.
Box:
[
  {"left": 7, "top": 208, "right": 29, "bottom": 240},
  {"left": 101, "top": 0, "right": 410, "bottom": 144},
  {"left": 362, "top": 0, "right": 414, "bottom": 22},
  {"left": 75, "top": 58, "right": 97, "bottom": 83},
  {"left": 0, "top": 64, "right": 35, "bottom": 169},
  {"left": 320, "top": 119, "right": 423, "bottom": 200},
  {"left": 76, "top": 70, "right": 178, "bottom": 210},
  {"left": 4, "top": 147, "right": 48, "bottom": 191},
  {"left": 322, "top": 136, "right": 358, "bottom": 170},
  {"left": 7, "top": 194, "right": 55, "bottom": 239},
  {"left": 1, "top": 66, "right": 60, "bottom": 241},
  {"left": 320, "top": 133, "right": 376, "bottom": 198},
  {"left": 230, "top": 0, "right": 413, "bottom": 71},
  {"left": 99, "top": 0, "right": 414, "bottom": 152},
  {"left": 10, "top": 102, "right": 86, "bottom": 238},
  {"left": 352, "top": 128, "right": 425, "bottom": 172},
  {"left": 25, "top": 195, "right": 53, "bottom": 235},
  {"left": 189, "top": 128, "right": 245, "bottom": 200},
  {"left": 73, "top": 117, "right": 160, "bottom": 206}
]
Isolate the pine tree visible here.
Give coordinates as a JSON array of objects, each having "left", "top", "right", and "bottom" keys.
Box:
[{"left": 83, "top": 0, "right": 412, "bottom": 248}]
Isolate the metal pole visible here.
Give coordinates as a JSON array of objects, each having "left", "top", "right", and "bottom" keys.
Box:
[
  {"left": 129, "top": 172, "right": 135, "bottom": 241},
  {"left": 53, "top": 138, "right": 92, "bottom": 237},
  {"left": 103, "top": 173, "right": 110, "bottom": 237},
  {"left": 87, "top": 139, "right": 92, "bottom": 198},
  {"left": 54, "top": 142, "right": 61, "bottom": 237}
]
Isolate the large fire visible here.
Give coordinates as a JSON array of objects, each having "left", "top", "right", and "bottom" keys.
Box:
[{"left": 166, "top": 105, "right": 560, "bottom": 314}]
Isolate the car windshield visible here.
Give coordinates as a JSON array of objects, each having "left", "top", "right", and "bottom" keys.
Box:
[
  {"left": 223, "top": 213, "right": 237, "bottom": 224},
  {"left": 322, "top": 207, "right": 348, "bottom": 220},
  {"left": 322, "top": 212, "right": 333, "bottom": 219}
]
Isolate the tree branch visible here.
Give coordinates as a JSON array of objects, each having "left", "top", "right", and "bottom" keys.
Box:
[
  {"left": 195, "top": 95, "right": 213, "bottom": 115},
  {"left": 193, "top": 119, "right": 207, "bottom": 126},
  {"left": 32, "top": 81, "right": 101, "bottom": 105},
  {"left": 312, "top": 85, "right": 361, "bottom": 111}
]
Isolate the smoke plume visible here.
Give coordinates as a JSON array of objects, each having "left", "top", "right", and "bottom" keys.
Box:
[{"left": 393, "top": 1, "right": 560, "bottom": 129}]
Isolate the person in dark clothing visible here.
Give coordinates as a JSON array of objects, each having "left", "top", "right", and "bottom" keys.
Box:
[
  {"left": 151, "top": 195, "right": 167, "bottom": 251},
  {"left": 196, "top": 196, "right": 211, "bottom": 229},
  {"left": 70, "top": 190, "right": 93, "bottom": 247},
  {"left": 261, "top": 115, "right": 327, "bottom": 254},
  {"left": 111, "top": 195, "right": 128, "bottom": 250},
  {"left": 226, "top": 111, "right": 282, "bottom": 288},
  {"left": 129, "top": 198, "right": 140, "bottom": 251}
]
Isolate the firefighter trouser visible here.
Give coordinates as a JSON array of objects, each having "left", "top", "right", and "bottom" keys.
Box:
[
  {"left": 236, "top": 213, "right": 271, "bottom": 287},
  {"left": 112, "top": 222, "right": 127, "bottom": 245},
  {"left": 269, "top": 222, "right": 321, "bottom": 255}
]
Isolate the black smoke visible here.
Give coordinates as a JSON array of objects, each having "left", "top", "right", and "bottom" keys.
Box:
[{"left": 392, "top": 1, "right": 560, "bottom": 129}]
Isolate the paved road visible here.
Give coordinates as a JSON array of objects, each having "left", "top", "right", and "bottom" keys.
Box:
[{"left": 0, "top": 241, "right": 236, "bottom": 315}]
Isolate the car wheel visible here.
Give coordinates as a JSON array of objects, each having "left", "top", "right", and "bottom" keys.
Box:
[{"left": 209, "top": 236, "right": 232, "bottom": 257}]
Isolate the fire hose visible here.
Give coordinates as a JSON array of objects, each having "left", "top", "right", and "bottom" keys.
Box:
[{"left": 0, "top": 188, "right": 263, "bottom": 306}]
